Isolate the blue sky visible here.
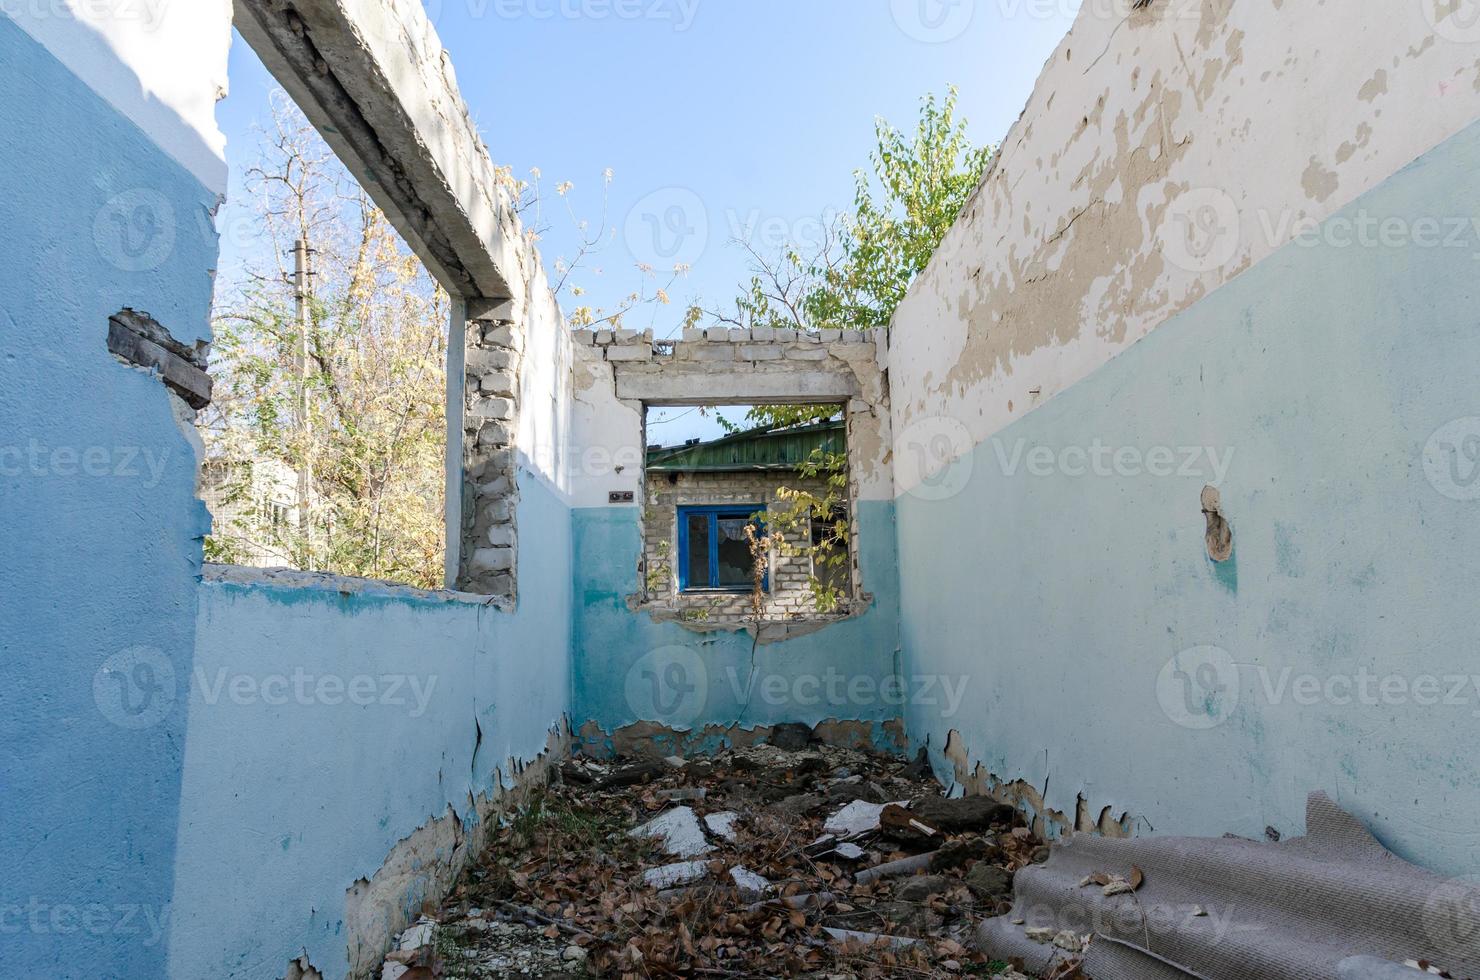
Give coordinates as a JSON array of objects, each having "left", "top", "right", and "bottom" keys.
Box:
[{"left": 216, "top": 0, "right": 1078, "bottom": 442}]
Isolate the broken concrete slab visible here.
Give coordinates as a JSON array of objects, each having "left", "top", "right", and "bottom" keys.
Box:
[
  {"left": 643, "top": 860, "right": 711, "bottom": 889},
  {"left": 396, "top": 920, "right": 435, "bottom": 951},
  {"left": 704, "top": 811, "right": 740, "bottom": 843},
  {"left": 629, "top": 806, "right": 714, "bottom": 858},
  {"left": 822, "top": 798, "right": 909, "bottom": 837},
  {"left": 729, "top": 867, "right": 773, "bottom": 898}
]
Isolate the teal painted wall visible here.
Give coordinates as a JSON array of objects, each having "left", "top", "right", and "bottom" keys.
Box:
[
  {"left": 168, "top": 470, "right": 572, "bottom": 979},
  {"left": 0, "top": 15, "right": 217, "bottom": 977},
  {"left": 571, "top": 500, "right": 904, "bottom": 750},
  {"left": 898, "top": 117, "right": 1480, "bottom": 877}
]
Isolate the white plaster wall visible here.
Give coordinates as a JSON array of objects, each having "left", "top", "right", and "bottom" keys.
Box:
[
  {"left": 3, "top": 0, "right": 231, "bottom": 192},
  {"left": 567, "top": 348, "right": 646, "bottom": 510},
  {"left": 511, "top": 247, "right": 581, "bottom": 500},
  {"left": 888, "top": 0, "right": 1480, "bottom": 493}
]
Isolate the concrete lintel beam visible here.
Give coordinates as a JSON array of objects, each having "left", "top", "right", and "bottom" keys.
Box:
[
  {"left": 235, "top": 0, "right": 518, "bottom": 301},
  {"left": 466, "top": 296, "right": 516, "bottom": 323},
  {"left": 615, "top": 364, "right": 860, "bottom": 406}
]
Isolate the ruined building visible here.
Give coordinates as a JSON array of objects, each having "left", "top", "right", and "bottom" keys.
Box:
[{"left": 5, "top": 0, "right": 1480, "bottom": 976}]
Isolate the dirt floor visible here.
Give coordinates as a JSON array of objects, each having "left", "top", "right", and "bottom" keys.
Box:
[{"left": 379, "top": 737, "right": 1083, "bottom": 979}]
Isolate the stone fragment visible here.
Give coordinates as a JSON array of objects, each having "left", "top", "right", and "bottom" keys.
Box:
[
  {"left": 965, "top": 862, "right": 1014, "bottom": 901},
  {"left": 910, "top": 795, "right": 1018, "bottom": 832},
  {"left": 769, "top": 722, "right": 813, "bottom": 751},
  {"left": 929, "top": 836, "right": 1004, "bottom": 872},
  {"left": 774, "top": 793, "right": 825, "bottom": 817},
  {"left": 894, "top": 874, "right": 952, "bottom": 902},
  {"left": 875, "top": 901, "right": 944, "bottom": 934},
  {"left": 397, "top": 919, "right": 435, "bottom": 951}
]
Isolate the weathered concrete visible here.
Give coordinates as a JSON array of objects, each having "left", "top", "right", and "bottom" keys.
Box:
[
  {"left": 235, "top": 0, "right": 521, "bottom": 301},
  {"left": 878, "top": 0, "right": 1480, "bottom": 877},
  {"left": 888, "top": 0, "right": 1480, "bottom": 488},
  {"left": 567, "top": 330, "right": 901, "bottom": 737}
]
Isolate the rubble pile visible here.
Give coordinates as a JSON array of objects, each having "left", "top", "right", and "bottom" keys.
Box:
[{"left": 383, "top": 738, "right": 1068, "bottom": 979}]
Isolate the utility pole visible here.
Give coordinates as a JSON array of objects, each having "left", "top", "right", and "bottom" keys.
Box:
[{"left": 293, "top": 238, "right": 315, "bottom": 564}]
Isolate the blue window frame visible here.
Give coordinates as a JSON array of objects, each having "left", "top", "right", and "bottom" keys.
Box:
[{"left": 677, "top": 505, "right": 767, "bottom": 593}]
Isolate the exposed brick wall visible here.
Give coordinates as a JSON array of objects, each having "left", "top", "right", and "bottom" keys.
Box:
[
  {"left": 640, "top": 470, "right": 854, "bottom": 627},
  {"left": 459, "top": 311, "right": 521, "bottom": 600}
]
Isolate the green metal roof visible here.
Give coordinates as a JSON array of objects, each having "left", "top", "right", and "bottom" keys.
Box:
[{"left": 647, "top": 419, "right": 845, "bottom": 472}]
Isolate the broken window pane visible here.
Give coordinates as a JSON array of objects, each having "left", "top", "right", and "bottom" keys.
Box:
[
  {"left": 678, "top": 507, "right": 764, "bottom": 592},
  {"left": 716, "top": 516, "right": 754, "bottom": 589}
]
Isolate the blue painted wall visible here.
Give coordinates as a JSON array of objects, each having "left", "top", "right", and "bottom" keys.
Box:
[
  {"left": 0, "top": 14, "right": 577, "bottom": 976},
  {"left": 571, "top": 500, "right": 904, "bottom": 751},
  {"left": 898, "top": 117, "right": 1480, "bottom": 877},
  {"left": 167, "top": 470, "right": 572, "bottom": 979},
  {"left": 0, "top": 15, "right": 217, "bottom": 977}
]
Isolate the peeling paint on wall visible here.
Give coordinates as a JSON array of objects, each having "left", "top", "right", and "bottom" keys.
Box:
[
  {"left": 344, "top": 730, "right": 570, "bottom": 979},
  {"left": 939, "top": 731, "right": 1134, "bottom": 842},
  {"left": 888, "top": 0, "right": 1480, "bottom": 483},
  {"left": 576, "top": 718, "right": 908, "bottom": 761}
]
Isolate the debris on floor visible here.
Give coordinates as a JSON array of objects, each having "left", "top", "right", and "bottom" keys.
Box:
[{"left": 396, "top": 740, "right": 1055, "bottom": 978}]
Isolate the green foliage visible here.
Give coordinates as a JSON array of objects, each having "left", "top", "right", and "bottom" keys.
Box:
[
  {"left": 771, "top": 449, "right": 853, "bottom": 613},
  {"left": 738, "top": 447, "right": 851, "bottom": 616},
  {"left": 710, "top": 85, "right": 991, "bottom": 433},
  {"left": 814, "top": 85, "right": 993, "bottom": 329},
  {"left": 723, "top": 404, "right": 841, "bottom": 433}
]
